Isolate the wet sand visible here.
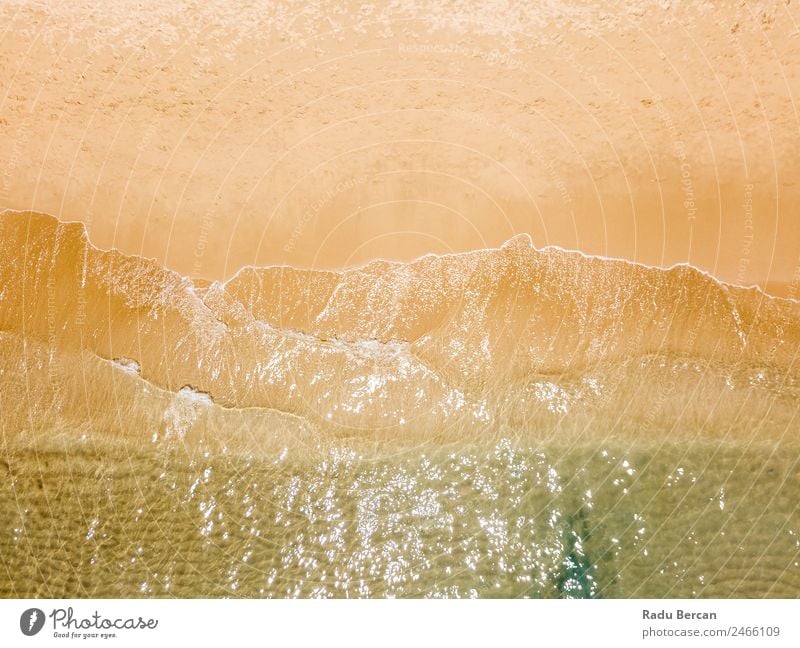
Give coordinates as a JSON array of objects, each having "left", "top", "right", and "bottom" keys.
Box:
[{"left": 1, "top": 209, "right": 799, "bottom": 598}]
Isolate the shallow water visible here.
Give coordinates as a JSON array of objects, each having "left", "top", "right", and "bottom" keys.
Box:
[
  {"left": 1, "top": 210, "right": 799, "bottom": 598},
  {"left": 2, "top": 436, "right": 798, "bottom": 598}
]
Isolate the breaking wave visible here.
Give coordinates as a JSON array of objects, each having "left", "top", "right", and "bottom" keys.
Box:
[{"left": 1, "top": 209, "right": 798, "bottom": 443}]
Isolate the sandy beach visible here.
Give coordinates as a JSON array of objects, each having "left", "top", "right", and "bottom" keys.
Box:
[
  {"left": 2, "top": 1, "right": 800, "bottom": 600},
  {"left": 2, "top": 0, "right": 799, "bottom": 291}
]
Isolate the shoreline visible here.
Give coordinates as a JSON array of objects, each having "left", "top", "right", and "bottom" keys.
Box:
[
  {"left": 2, "top": 0, "right": 799, "bottom": 292},
  {"left": 4, "top": 207, "right": 797, "bottom": 304}
]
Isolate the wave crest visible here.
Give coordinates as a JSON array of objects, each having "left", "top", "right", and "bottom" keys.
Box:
[{"left": 1, "top": 209, "right": 798, "bottom": 438}]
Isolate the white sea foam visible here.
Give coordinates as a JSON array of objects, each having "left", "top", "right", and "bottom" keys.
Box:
[{"left": 112, "top": 357, "right": 141, "bottom": 375}]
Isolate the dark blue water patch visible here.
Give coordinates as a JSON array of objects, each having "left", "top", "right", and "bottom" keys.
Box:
[{"left": 555, "top": 507, "right": 598, "bottom": 598}]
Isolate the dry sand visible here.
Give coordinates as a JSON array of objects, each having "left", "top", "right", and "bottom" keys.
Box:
[{"left": 1, "top": 0, "right": 799, "bottom": 290}]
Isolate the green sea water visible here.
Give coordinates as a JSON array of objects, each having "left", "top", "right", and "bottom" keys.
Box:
[{"left": 2, "top": 435, "right": 798, "bottom": 598}]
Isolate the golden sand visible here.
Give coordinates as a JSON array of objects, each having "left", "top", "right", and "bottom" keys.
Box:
[
  {"left": 1, "top": 209, "right": 798, "bottom": 441},
  {"left": 2, "top": 1, "right": 800, "bottom": 599},
  {"left": 2, "top": 0, "right": 799, "bottom": 290},
  {"left": 1, "top": 208, "right": 799, "bottom": 598}
]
